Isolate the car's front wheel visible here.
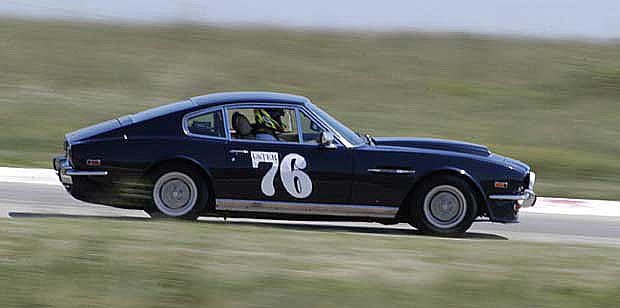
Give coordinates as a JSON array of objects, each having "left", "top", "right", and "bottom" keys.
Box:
[
  {"left": 147, "top": 165, "right": 207, "bottom": 220},
  {"left": 409, "top": 174, "right": 478, "bottom": 235}
]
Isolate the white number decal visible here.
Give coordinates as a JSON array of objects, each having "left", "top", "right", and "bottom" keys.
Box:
[
  {"left": 251, "top": 152, "right": 313, "bottom": 198},
  {"left": 251, "top": 151, "right": 279, "bottom": 197},
  {"left": 280, "top": 153, "right": 313, "bottom": 199}
]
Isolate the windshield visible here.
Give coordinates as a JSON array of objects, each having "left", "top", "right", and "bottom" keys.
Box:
[{"left": 307, "top": 103, "right": 365, "bottom": 147}]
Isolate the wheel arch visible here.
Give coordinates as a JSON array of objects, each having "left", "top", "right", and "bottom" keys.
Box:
[
  {"left": 397, "top": 167, "right": 489, "bottom": 220},
  {"left": 143, "top": 155, "right": 216, "bottom": 211}
]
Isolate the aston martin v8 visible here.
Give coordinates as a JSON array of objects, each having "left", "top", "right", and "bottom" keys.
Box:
[{"left": 53, "top": 92, "right": 536, "bottom": 235}]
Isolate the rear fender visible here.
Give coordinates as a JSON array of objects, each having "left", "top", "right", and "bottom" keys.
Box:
[{"left": 143, "top": 155, "right": 216, "bottom": 211}]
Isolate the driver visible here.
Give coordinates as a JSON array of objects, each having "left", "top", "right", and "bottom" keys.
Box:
[{"left": 254, "top": 108, "right": 287, "bottom": 141}]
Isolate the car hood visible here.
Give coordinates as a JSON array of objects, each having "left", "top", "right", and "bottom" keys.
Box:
[
  {"left": 373, "top": 137, "right": 491, "bottom": 157},
  {"left": 490, "top": 153, "right": 531, "bottom": 174}
]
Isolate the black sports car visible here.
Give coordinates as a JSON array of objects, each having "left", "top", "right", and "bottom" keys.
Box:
[{"left": 53, "top": 92, "right": 536, "bottom": 235}]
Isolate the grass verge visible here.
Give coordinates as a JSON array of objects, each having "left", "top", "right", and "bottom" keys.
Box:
[{"left": 1, "top": 218, "right": 619, "bottom": 308}]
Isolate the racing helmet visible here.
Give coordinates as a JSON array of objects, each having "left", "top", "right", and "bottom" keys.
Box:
[{"left": 254, "top": 108, "right": 287, "bottom": 132}]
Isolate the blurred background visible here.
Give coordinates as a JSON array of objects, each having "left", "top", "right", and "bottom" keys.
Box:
[
  {"left": 1, "top": 1, "right": 619, "bottom": 200},
  {"left": 2, "top": 2, "right": 620, "bottom": 308}
]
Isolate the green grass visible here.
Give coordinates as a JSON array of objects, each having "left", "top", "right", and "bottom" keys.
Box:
[
  {"left": 1, "top": 18, "right": 620, "bottom": 199},
  {"left": 1, "top": 218, "right": 619, "bottom": 308}
]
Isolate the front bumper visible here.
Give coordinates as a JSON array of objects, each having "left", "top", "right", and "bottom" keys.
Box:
[
  {"left": 488, "top": 189, "right": 537, "bottom": 208},
  {"left": 489, "top": 171, "right": 537, "bottom": 208},
  {"left": 485, "top": 172, "right": 537, "bottom": 223}
]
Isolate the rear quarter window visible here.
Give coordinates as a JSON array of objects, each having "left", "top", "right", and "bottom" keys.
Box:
[{"left": 186, "top": 110, "right": 225, "bottom": 138}]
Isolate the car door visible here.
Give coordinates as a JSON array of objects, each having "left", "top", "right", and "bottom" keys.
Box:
[{"left": 214, "top": 104, "right": 353, "bottom": 208}]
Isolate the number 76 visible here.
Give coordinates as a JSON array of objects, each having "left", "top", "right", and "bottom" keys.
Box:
[{"left": 251, "top": 152, "right": 312, "bottom": 199}]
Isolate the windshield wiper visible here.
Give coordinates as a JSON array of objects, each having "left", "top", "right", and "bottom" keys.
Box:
[
  {"left": 364, "top": 133, "right": 376, "bottom": 146},
  {"left": 356, "top": 131, "right": 376, "bottom": 146}
]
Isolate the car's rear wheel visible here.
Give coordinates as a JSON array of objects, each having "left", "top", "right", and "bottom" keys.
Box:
[
  {"left": 409, "top": 174, "right": 478, "bottom": 235},
  {"left": 147, "top": 165, "right": 207, "bottom": 220}
]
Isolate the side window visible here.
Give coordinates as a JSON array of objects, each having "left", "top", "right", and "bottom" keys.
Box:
[
  {"left": 227, "top": 107, "right": 299, "bottom": 143},
  {"left": 186, "top": 110, "right": 225, "bottom": 138},
  {"left": 300, "top": 111, "right": 325, "bottom": 144}
]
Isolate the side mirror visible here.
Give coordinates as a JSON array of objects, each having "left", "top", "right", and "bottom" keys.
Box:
[{"left": 319, "top": 131, "right": 337, "bottom": 149}]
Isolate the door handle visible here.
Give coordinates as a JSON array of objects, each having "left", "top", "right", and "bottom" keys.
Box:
[{"left": 229, "top": 149, "right": 249, "bottom": 155}]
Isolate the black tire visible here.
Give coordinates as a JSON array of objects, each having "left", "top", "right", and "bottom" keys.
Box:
[
  {"left": 409, "top": 174, "right": 478, "bottom": 235},
  {"left": 146, "top": 164, "right": 208, "bottom": 220}
]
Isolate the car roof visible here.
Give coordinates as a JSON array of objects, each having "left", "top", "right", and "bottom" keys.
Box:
[
  {"left": 190, "top": 91, "right": 311, "bottom": 107},
  {"left": 123, "top": 92, "right": 311, "bottom": 125}
]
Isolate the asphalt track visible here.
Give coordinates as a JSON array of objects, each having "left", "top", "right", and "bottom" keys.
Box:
[{"left": 1, "top": 180, "right": 619, "bottom": 246}]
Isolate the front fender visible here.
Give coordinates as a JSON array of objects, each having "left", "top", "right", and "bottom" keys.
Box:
[{"left": 399, "top": 167, "right": 491, "bottom": 220}]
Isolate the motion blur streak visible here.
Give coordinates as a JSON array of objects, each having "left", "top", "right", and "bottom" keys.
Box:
[
  {"left": 1, "top": 178, "right": 620, "bottom": 307},
  {"left": 1, "top": 2, "right": 619, "bottom": 308}
]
